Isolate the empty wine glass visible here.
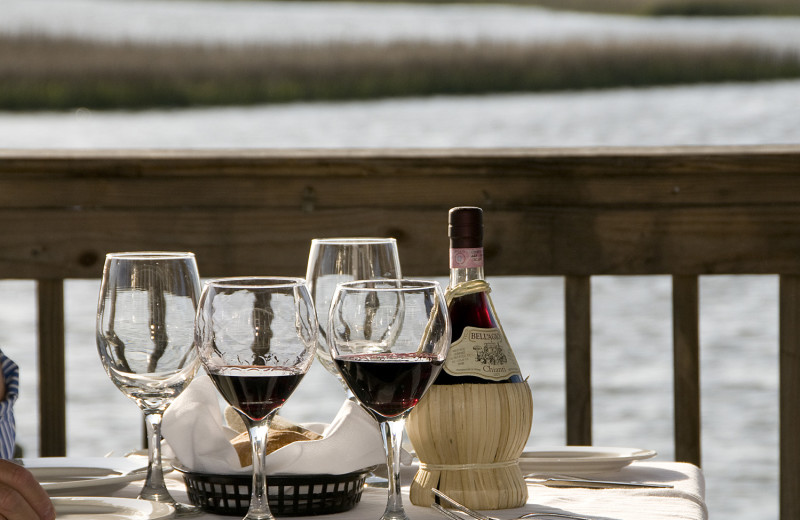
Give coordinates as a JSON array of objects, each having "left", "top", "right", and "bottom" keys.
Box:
[
  {"left": 328, "top": 279, "right": 450, "bottom": 520},
  {"left": 96, "top": 252, "right": 201, "bottom": 513},
  {"left": 305, "top": 238, "right": 401, "bottom": 391},
  {"left": 195, "top": 277, "right": 317, "bottom": 520}
]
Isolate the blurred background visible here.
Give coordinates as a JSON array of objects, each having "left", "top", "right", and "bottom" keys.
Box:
[
  {"left": 1, "top": 0, "right": 799, "bottom": 147},
  {"left": 1, "top": 1, "right": 797, "bottom": 519}
]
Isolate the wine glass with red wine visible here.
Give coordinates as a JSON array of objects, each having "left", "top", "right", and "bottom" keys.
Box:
[
  {"left": 305, "top": 238, "right": 402, "bottom": 392},
  {"left": 195, "top": 277, "right": 317, "bottom": 520},
  {"left": 96, "top": 252, "right": 201, "bottom": 515},
  {"left": 328, "top": 279, "right": 450, "bottom": 520}
]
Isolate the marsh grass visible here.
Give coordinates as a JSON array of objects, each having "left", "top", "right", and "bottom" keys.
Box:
[
  {"left": 274, "top": 0, "right": 800, "bottom": 16},
  {"left": 2, "top": 35, "right": 799, "bottom": 110}
]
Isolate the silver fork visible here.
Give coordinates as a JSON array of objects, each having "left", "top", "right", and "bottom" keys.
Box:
[
  {"left": 524, "top": 474, "right": 673, "bottom": 489},
  {"left": 431, "top": 488, "right": 592, "bottom": 520}
]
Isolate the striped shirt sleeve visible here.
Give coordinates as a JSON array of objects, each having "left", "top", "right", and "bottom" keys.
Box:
[{"left": 0, "top": 348, "right": 19, "bottom": 459}]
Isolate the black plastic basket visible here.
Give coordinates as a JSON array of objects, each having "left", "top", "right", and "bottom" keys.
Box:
[{"left": 174, "top": 465, "right": 373, "bottom": 516}]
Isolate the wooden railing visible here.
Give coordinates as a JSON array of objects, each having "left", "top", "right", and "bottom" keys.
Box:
[{"left": 1, "top": 146, "right": 799, "bottom": 518}]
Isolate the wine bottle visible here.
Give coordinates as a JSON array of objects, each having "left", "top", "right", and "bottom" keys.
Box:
[
  {"left": 406, "top": 206, "right": 532, "bottom": 511},
  {"left": 436, "top": 206, "right": 524, "bottom": 384}
]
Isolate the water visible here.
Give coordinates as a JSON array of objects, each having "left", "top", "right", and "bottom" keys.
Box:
[
  {"left": 1, "top": 1, "right": 795, "bottom": 518},
  {"left": 2, "top": 80, "right": 799, "bottom": 148}
]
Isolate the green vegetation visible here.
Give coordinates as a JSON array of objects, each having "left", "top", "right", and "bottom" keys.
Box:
[
  {"left": 243, "top": 0, "right": 800, "bottom": 17},
  {"left": 2, "top": 35, "right": 799, "bottom": 111},
  {"left": 505, "top": 0, "right": 800, "bottom": 16}
]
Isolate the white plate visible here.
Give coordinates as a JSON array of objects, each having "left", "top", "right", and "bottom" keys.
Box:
[
  {"left": 519, "top": 446, "right": 657, "bottom": 474},
  {"left": 53, "top": 497, "right": 174, "bottom": 519},
  {"left": 21, "top": 458, "right": 149, "bottom": 496}
]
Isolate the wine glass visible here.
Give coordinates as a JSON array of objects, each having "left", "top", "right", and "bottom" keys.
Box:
[
  {"left": 195, "top": 277, "right": 317, "bottom": 520},
  {"left": 305, "top": 238, "right": 401, "bottom": 390},
  {"left": 328, "top": 279, "right": 450, "bottom": 520},
  {"left": 96, "top": 252, "right": 201, "bottom": 512}
]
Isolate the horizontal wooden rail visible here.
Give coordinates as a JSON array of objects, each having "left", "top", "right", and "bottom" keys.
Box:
[
  {"left": 2, "top": 146, "right": 800, "bottom": 279},
  {"left": 1, "top": 145, "right": 799, "bottom": 519}
]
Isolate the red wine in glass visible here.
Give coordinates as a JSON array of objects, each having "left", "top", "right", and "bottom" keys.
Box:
[
  {"left": 208, "top": 367, "right": 305, "bottom": 421},
  {"left": 334, "top": 353, "right": 443, "bottom": 418},
  {"left": 328, "top": 279, "right": 450, "bottom": 520}
]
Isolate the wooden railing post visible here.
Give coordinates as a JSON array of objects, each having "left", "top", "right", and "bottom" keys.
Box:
[
  {"left": 37, "top": 279, "right": 66, "bottom": 456},
  {"left": 565, "top": 275, "right": 592, "bottom": 445},
  {"left": 779, "top": 275, "right": 800, "bottom": 520},
  {"left": 672, "top": 275, "right": 701, "bottom": 466}
]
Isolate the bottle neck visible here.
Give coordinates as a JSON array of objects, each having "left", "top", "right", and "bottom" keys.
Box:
[
  {"left": 449, "top": 246, "right": 485, "bottom": 288},
  {"left": 450, "top": 265, "right": 485, "bottom": 287}
]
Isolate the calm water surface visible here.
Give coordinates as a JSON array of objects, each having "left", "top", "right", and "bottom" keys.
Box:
[
  {"left": 2, "top": 80, "right": 800, "bottom": 149},
  {"left": 1, "top": 2, "right": 796, "bottom": 519}
]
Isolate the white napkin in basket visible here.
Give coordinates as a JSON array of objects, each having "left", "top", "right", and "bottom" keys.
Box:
[{"left": 162, "top": 374, "right": 386, "bottom": 475}]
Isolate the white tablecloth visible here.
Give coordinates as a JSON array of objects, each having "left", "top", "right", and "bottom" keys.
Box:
[{"left": 102, "top": 460, "right": 706, "bottom": 520}]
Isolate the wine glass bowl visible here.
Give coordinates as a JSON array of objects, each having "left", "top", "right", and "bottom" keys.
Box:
[
  {"left": 328, "top": 279, "right": 450, "bottom": 520},
  {"left": 195, "top": 277, "right": 318, "bottom": 520},
  {"left": 305, "top": 238, "right": 402, "bottom": 387},
  {"left": 96, "top": 251, "right": 201, "bottom": 510}
]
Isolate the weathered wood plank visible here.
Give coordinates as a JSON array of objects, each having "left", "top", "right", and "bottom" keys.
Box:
[
  {"left": 1, "top": 146, "right": 800, "bottom": 208},
  {"left": 779, "top": 275, "right": 800, "bottom": 520},
  {"left": 37, "top": 279, "right": 66, "bottom": 457},
  {"left": 1, "top": 147, "right": 800, "bottom": 279},
  {"left": 672, "top": 275, "right": 701, "bottom": 467},
  {"left": 4, "top": 205, "right": 800, "bottom": 279},
  {"left": 565, "top": 275, "right": 592, "bottom": 446}
]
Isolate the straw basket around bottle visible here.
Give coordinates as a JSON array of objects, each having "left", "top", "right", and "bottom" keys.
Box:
[{"left": 406, "top": 380, "right": 533, "bottom": 510}]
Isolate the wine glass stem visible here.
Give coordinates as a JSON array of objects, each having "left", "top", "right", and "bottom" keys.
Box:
[
  {"left": 380, "top": 417, "right": 410, "bottom": 520},
  {"left": 246, "top": 415, "right": 275, "bottom": 520},
  {"left": 139, "top": 411, "right": 174, "bottom": 503}
]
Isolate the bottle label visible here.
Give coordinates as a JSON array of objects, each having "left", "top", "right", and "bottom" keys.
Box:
[
  {"left": 450, "top": 248, "right": 484, "bottom": 269},
  {"left": 443, "top": 326, "right": 522, "bottom": 381}
]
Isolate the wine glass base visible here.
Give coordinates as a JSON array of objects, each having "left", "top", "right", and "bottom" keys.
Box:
[
  {"left": 138, "top": 491, "right": 201, "bottom": 517},
  {"left": 172, "top": 502, "right": 203, "bottom": 517},
  {"left": 380, "top": 510, "right": 411, "bottom": 520}
]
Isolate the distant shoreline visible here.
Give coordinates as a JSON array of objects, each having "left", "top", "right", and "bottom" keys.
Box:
[
  {"left": 2, "top": 35, "right": 799, "bottom": 111},
  {"left": 254, "top": 0, "right": 800, "bottom": 17}
]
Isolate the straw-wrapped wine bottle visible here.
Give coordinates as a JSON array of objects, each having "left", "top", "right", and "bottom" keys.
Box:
[{"left": 407, "top": 206, "right": 533, "bottom": 510}]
